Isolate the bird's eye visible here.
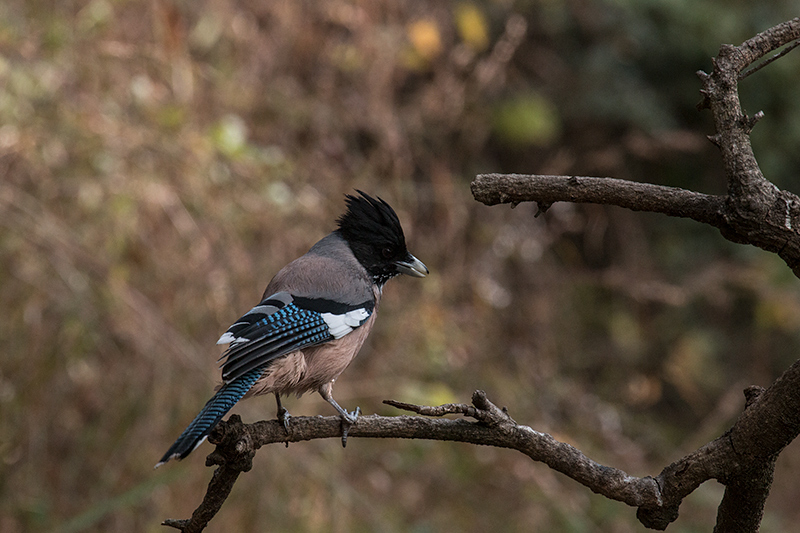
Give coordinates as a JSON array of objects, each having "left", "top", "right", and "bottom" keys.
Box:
[{"left": 381, "top": 247, "right": 394, "bottom": 259}]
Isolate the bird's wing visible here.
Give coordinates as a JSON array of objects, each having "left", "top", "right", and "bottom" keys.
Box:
[{"left": 217, "top": 291, "right": 374, "bottom": 383}]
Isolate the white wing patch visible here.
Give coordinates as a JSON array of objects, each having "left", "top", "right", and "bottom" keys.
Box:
[
  {"left": 321, "top": 308, "right": 371, "bottom": 339},
  {"left": 215, "top": 294, "right": 292, "bottom": 346},
  {"left": 217, "top": 331, "right": 249, "bottom": 345}
]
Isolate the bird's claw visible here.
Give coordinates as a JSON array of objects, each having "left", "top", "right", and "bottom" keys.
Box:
[
  {"left": 276, "top": 401, "right": 291, "bottom": 447},
  {"left": 277, "top": 406, "right": 291, "bottom": 434},
  {"left": 340, "top": 406, "right": 360, "bottom": 448}
]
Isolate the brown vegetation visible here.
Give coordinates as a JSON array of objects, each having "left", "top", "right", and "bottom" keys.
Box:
[{"left": 2, "top": 2, "right": 800, "bottom": 532}]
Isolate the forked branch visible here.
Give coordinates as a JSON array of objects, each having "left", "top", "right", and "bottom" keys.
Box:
[
  {"left": 473, "top": 19, "right": 800, "bottom": 276},
  {"left": 470, "top": 16, "right": 800, "bottom": 531},
  {"left": 164, "top": 357, "right": 800, "bottom": 532}
]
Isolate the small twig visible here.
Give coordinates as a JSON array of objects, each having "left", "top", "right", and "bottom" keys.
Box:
[
  {"left": 740, "top": 110, "right": 765, "bottom": 134},
  {"left": 385, "top": 390, "right": 516, "bottom": 426},
  {"left": 739, "top": 39, "right": 800, "bottom": 80},
  {"left": 383, "top": 399, "right": 477, "bottom": 417},
  {"left": 535, "top": 201, "right": 553, "bottom": 217},
  {"left": 162, "top": 519, "right": 189, "bottom": 530}
]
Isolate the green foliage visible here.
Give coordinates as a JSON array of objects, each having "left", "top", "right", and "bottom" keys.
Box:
[{"left": 493, "top": 93, "right": 561, "bottom": 146}]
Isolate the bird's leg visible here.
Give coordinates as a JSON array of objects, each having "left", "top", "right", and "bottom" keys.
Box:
[
  {"left": 318, "top": 381, "right": 359, "bottom": 448},
  {"left": 274, "top": 392, "right": 291, "bottom": 434}
]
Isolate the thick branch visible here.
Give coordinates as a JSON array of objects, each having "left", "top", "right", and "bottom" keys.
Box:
[
  {"left": 162, "top": 466, "right": 243, "bottom": 533},
  {"left": 472, "top": 20, "right": 800, "bottom": 277},
  {"left": 162, "top": 391, "right": 660, "bottom": 532},
  {"left": 713, "top": 458, "right": 775, "bottom": 533},
  {"left": 471, "top": 169, "right": 800, "bottom": 274},
  {"left": 697, "top": 18, "right": 800, "bottom": 275},
  {"left": 471, "top": 174, "right": 729, "bottom": 227}
]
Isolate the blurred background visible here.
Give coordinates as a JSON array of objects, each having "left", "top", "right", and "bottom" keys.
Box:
[{"left": 2, "top": 1, "right": 800, "bottom": 531}]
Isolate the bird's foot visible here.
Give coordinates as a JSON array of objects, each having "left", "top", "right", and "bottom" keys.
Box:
[
  {"left": 275, "top": 394, "right": 291, "bottom": 447},
  {"left": 277, "top": 406, "right": 291, "bottom": 434},
  {"left": 340, "top": 406, "right": 360, "bottom": 448},
  {"left": 318, "top": 385, "right": 360, "bottom": 447}
]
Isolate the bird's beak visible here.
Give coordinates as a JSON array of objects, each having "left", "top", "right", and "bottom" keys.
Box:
[{"left": 395, "top": 254, "right": 429, "bottom": 278}]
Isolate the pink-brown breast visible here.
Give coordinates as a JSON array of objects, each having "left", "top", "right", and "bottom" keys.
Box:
[{"left": 244, "top": 286, "right": 381, "bottom": 399}]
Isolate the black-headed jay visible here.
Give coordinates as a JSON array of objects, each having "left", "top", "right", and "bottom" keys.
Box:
[{"left": 157, "top": 191, "right": 427, "bottom": 465}]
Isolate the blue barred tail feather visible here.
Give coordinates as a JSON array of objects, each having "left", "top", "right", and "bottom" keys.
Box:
[{"left": 155, "top": 368, "right": 262, "bottom": 467}]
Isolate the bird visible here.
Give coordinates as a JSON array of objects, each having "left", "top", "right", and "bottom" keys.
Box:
[{"left": 157, "top": 191, "right": 428, "bottom": 466}]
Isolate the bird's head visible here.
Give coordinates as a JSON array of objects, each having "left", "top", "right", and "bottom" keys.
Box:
[{"left": 336, "top": 190, "right": 428, "bottom": 286}]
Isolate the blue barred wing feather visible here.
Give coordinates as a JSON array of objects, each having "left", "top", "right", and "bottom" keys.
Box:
[{"left": 218, "top": 292, "right": 374, "bottom": 383}]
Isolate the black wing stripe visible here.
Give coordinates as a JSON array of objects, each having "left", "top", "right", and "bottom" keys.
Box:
[
  {"left": 292, "top": 296, "right": 375, "bottom": 315},
  {"left": 221, "top": 310, "right": 326, "bottom": 368},
  {"left": 220, "top": 321, "right": 330, "bottom": 380},
  {"left": 222, "top": 324, "right": 333, "bottom": 382}
]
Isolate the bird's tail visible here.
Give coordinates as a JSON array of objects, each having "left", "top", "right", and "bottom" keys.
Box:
[{"left": 156, "top": 368, "right": 262, "bottom": 467}]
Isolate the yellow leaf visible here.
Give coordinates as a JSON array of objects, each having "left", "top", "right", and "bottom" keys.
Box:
[
  {"left": 455, "top": 3, "right": 489, "bottom": 52},
  {"left": 407, "top": 20, "right": 442, "bottom": 61}
]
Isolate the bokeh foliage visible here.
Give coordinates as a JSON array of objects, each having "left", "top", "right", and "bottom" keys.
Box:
[{"left": 2, "top": 1, "right": 800, "bottom": 531}]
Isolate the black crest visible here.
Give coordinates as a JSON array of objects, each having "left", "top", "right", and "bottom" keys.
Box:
[
  {"left": 337, "top": 191, "right": 405, "bottom": 244},
  {"left": 336, "top": 191, "right": 410, "bottom": 285}
]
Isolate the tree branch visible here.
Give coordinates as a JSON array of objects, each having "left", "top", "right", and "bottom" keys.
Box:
[
  {"left": 468, "top": 17, "right": 800, "bottom": 531},
  {"left": 470, "top": 174, "right": 730, "bottom": 227},
  {"left": 164, "top": 357, "right": 800, "bottom": 532},
  {"left": 473, "top": 20, "right": 800, "bottom": 277}
]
